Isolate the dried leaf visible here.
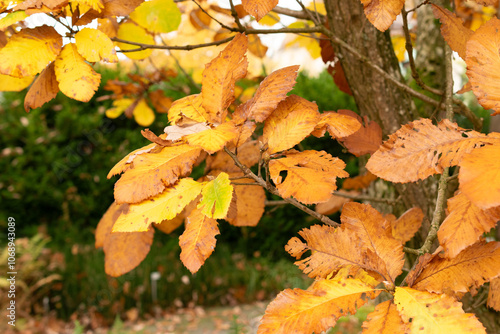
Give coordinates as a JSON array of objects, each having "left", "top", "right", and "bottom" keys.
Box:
[
  {"left": 100, "top": 0, "right": 144, "bottom": 16},
  {"left": 75, "top": 27, "right": 118, "bottom": 63},
  {"left": 24, "top": 62, "right": 58, "bottom": 111},
  {"left": 179, "top": 206, "right": 219, "bottom": 273},
  {"left": 263, "top": 95, "right": 320, "bottom": 155},
  {"left": 258, "top": 278, "right": 379, "bottom": 334},
  {"left": 487, "top": 277, "right": 500, "bottom": 311},
  {"left": 129, "top": 0, "right": 181, "bottom": 34},
  {"left": 198, "top": 172, "right": 233, "bottom": 219},
  {"left": 360, "top": 0, "right": 405, "bottom": 32},
  {"left": 311, "top": 110, "right": 362, "bottom": 139},
  {"left": 432, "top": 4, "right": 473, "bottom": 60},
  {"left": 338, "top": 110, "right": 382, "bottom": 156},
  {"left": 366, "top": 119, "right": 498, "bottom": 183},
  {"left": 164, "top": 123, "right": 211, "bottom": 142},
  {"left": 269, "top": 150, "right": 348, "bottom": 204},
  {"left": 149, "top": 89, "right": 172, "bottom": 114},
  {"left": 394, "top": 287, "right": 486, "bottom": 333},
  {"left": 242, "top": 0, "right": 278, "bottom": 21},
  {"left": 362, "top": 300, "right": 408, "bottom": 334},
  {"left": 391, "top": 207, "right": 424, "bottom": 244}
]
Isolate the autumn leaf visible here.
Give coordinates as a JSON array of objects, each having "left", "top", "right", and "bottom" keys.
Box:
[
  {"left": 459, "top": 144, "right": 500, "bottom": 209},
  {"left": 342, "top": 172, "right": 378, "bottom": 190},
  {"left": 242, "top": 0, "right": 278, "bottom": 22},
  {"left": 362, "top": 300, "right": 408, "bottom": 334},
  {"left": 164, "top": 123, "right": 211, "bottom": 142},
  {"left": 226, "top": 174, "right": 265, "bottom": 227},
  {"left": 391, "top": 207, "right": 424, "bottom": 244},
  {"left": 205, "top": 140, "right": 260, "bottom": 173},
  {"left": 201, "top": 33, "right": 248, "bottom": 123},
  {"left": 168, "top": 94, "right": 209, "bottom": 125},
  {"left": 54, "top": 43, "right": 101, "bottom": 102},
  {"left": 338, "top": 110, "right": 382, "bottom": 156},
  {"left": 107, "top": 142, "right": 158, "bottom": 178},
  {"left": 129, "top": 0, "right": 181, "bottom": 34},
  {"left": 487, "top": 277, "right": 500, "bottom": 312},
  {"left": 149, "top": 89, "right": 172, "bottom": 113},
  {"left": 258, "top": 278, "right": 379, "bottom": 334},
  {"left": 114, "top": 144, "right": 201, "bottom": 203},
  {"left": 432, "top": 4, "right": 473, "bottom": 60},
  {"left": 466, "top": 17, "right": 500, "bottom": 115},
  {"left": 112, "top": 178, "right": 203, "bottom": 232},
  {"left": 311, "top": 110, "right": 362, "bottom": 139},
  {"left": 0, "top": 25, "right": 62, "bottom": 78},
  {"left": 248, "top": 34, "right": 268, "bottom": 58},
  {"left": 438, "top": 193, "right": 500, "bottom": 258},
  {"left": 366, "top": 119, "right": 499, "bottom": 183},
  {"left": 75, "top": 28, "right": 118, "bottom": 63},
  {"left": 189, "top": 8, "right": 212, "bottom": 30},
  {"left": 410, "top": 241, "right": 500, "bottom": 296},
  {"left": 341, "top": 202, "right": 404, "bottom": 283},
  {"left": 233, "top": 65, "right": 299, "bottom": 123},
  {"left": 394, "top": 287, "right": 486, "bottom": 333},
  {"left": 132, "top": 98, "right": 155, "bottom": 126},
  {"left": 154, "top": 214, "right": 184, "bottom": 234},
  {"left": 360, "top": 0, "right": 405, "bottom": 32},
  {"left": 100, "top": 0, "right": 145, "bottom": 17},
  {"left": 0, "top": 11, "right": 28, "bottom": 31},
  {"left": 315, "top": 190, "right": 352, "bottom": 215},
  {"left": 198, "top": 172, "right": 233, "bottom": 219},
  {"left": 0, "top": 73, "right": 32, "bottom": 93},
  {"left": 319, "top": 36, "right": 352, "bottom": 95},
  {"left": 116, "top": 21, "right": 154, "bottom": 60},
  {"left": 269, "top": 150, "right": 348, "bottom": 204},
  {"left": 24, "top": 62, "right": 58, "bottom": 111},
  {"left": 262, "top": 95, "right": 320, "bottom": 155},
  {"left": 179, "top": 206, "right": 219, "bottom": 273},
  {"left": 185, "top": 122, "right": 239, "bottom": 154}
]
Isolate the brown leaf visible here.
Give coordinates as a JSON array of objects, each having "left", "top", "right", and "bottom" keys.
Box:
[
  {"left": 141, "top": 129, "right": 170, "bottom": 146},
  {"left": 432, "top": 4, "right": 473, "bottom": 60},
  {"left": 338, "top": 110, "right": 382, "bottom": 157},
  {"left": 149, "top": 89, "right": 172, "bottom": 113},
  {"left": 226, "top": 175, "right": 265, "bottom": 227},
  {"left": 360, "top": 0, "right": 405, "bottom": 32},
  {"left": 319, "top": 36, "right": 352, "bottom": 95},
  {"left": 487, "top": 277, "right": 500, "bottom": 311},
  {"left": 24, "top": 62, "right": 59, "bottom": 112},
  {"left": 242, "top": 0, "right": 278, "bottom": 21},
  {"left": 362, "top": 300, "right": 408, "bottom": 334},
  {"left": 405, "top": 252, "right": 436, "bottom": 288},
  {"left": 438, "top": 193, "right": 500, "bottom": 258},
  {"left": 391, "top": 207, "right": 424, "bottom": 244},
  {"left": 189, "top": 8, "right": 212, "bottom": 30}
]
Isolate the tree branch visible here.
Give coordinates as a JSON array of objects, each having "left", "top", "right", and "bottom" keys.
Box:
[{"left": 272, "top": 5, "right": 325, "bottom": 22}]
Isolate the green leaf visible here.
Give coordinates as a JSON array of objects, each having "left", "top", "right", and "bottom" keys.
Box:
[
  {"left": 130, "top": 0, "right": 182, "bottom": 34},
  {"left": 199, "top": 172, "right": 233, "bottom": 219}
]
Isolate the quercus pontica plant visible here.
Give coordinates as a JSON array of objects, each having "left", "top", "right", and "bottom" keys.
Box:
[{"left": 3, "top": 0, "right": 500, "bottom": 332}]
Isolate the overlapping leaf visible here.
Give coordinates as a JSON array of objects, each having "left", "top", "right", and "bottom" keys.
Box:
[
  {"left": 394, "top": 287, "right": 486, "bottom": 333},
  {"left": 179, "top": 206, "right": 219, "bottom": 273},
  {"left": 113, "top": 144, "right": 201, "bottom": 203},
  {"left": 129, "top": 0, "right": 181, "bottom": 34},
  {"left": 258, "top": 278, "right": 379, "bottom": 334},
  {"left": 311, "top": 110, "right": 362, "bottom": 139},
  {"left": 242, "top": 0, "right": 278, "bottom": 21},
  {"left": 315, "top": 190, "right": 352, "bottom": 215},
  {"left": 168, "top": 94, "right": 209, "bottom": 125},
  {"left": 362, "top": 300, "right": 407, "bottom": 334},
  {"left": 487, "top": 277, "right": 500, "bottom": 311},
  {"left": 100, "top": 0, "right": 144, "bottom": 17},
  {"left": 342, "top": 172, "right": 378, "bottom": 190},
  {"left": 360, "top": 0, "right": 405, "bottom": 32},
  {"left": 410, "top": 241, "right": 500, "bottom": 295},
  {"left": 75, "top": 27, "right": 118, "bottom": 63},
  {"left": 54, "top": 43, "right": 101, "bottom": 102},
  {"left": 391, "top": 207, "right": 424, "bottom": 244},
  {"left": 262, "top": 95, "right": 320, "bottom": 155},
  {"left": 432, "top": 5, "right": 473, "bottom": 60},
  {"left": 438, "top": 193, "right": 500, "bottom": 258},
  {"left": 226, "top": 174, "right": 265, "bottom": 227},
  {"left": 112, "top": 178, "right": 203, "bottom": 232},
  {"left": 24, "top": 62, "right": 58, "bottom": 111},
  {"left": 198, "top": 172, "right": 233, "bottom": 219},
  {"left": 107, "top": 142, "right": 158, "bottom": 178},
  {"left": 0, "top": 25, "right": 62, "bottom": 78},
  {"left": 366, "top": 119, "right": 499, "bottom": 183},
  {"left": 184, "top": 121, "right": 239, "bottom": 154},
  {"left": 459, "top": 144, "right": 500, "bottom": 209},
  {"left": 0, "top": 11, "right": 28, "bottom": 30},
  {"left": 269, "top": 150, "right": 348, "bottom": 204},
  {"left": 132, "top": 98, "right": 155, "bottom": 126},
  {"left": 205, "top": 140, "right": 260, "bottom": 173},
  {"left": 338, "top": 110, "right": 382, "bottom": 156}
]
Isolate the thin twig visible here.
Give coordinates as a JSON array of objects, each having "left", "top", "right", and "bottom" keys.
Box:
[
  {"left": 265, "top": 200, "right": 288, "bottom": 206},
  {"left": 229, "top": 0, "right": 245, "bottom": 31},
  {"left": 332, "top": 191, "right": 400, "bottom": 205},
  {"left": 113, "top": 36, "right": 235, "bottom": 52},
  {"left": 272, "top": 5, "right": 325, "bottom": 21},
  {"left": 403, "top": 247, "right": 420, "bottom": 255},
  {"left": 231, "top": 182, "right": 261, "bottom": 186},
  {"left": 192, "top": 0, "right": 233, "bottom": 31},
  {"left": 406, "top": 0, "right": 431, "bottom": 14},
  {"left": 295, "top": 0, "right": 320, "bottom": 26}
]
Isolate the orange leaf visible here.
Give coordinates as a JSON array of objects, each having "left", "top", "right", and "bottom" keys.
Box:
[
  {"left": 315, "top": 190, "right": 353, "bottom": 215},
  {"left": 391, "top": 207, "right": 424, "bottom": 244},
  {"left": 311, "top": 110, "right": 362, "bottom": 139},
  {"left": 459, "top": 144, "right": 500, "bottom": 209},
  {"left": 233, "top": 65, "right": 299, "bottom": 123},
  {"left": 360, "top": 0, "right": 405, "bottom": 32},
  {"left": 466, "top": 17, "right": 500, "bottom": 115},
  {"left": 168, "top": 94, "right": 209, "bottom": 125},
  {"left": 366, "top": 119, "right": 499, "bottom": 183},
  {"left": 269, "top": 150, "right": 348, "bottom": 204},
  {"left": 262, "top": 95, "right": 320, "bottom": 155},
  {"left": 232, "top": 121, "right": 256, "bottom": 147},
  {"left": 179, "top": 206, "right": 219, "bottom": 273},
  {"left": 432, "top": 4, "right": 473, "bottom": 60},
  {"left": 338, "top": 110, "right": 382, "bottom": 156},
  {"left": 114, "top": 144, "right": 201, "bottom": 203},
  {"left": 242, "top": 0, "right": 278, "bottom": 21},
  {"left": 149, "top": 89, "right": 172, "bottom": 114},
  {"left": 487, "top": 277, "right": 500, "bottom": 311},
  {"left": 411, "top": 241, "right": 500, "bottom": 296},
  {"left": 154, "top": 214, "right": 184, "bottom": 234},
  {"left": 205, "top": 140, "right": 260, "bottom": 173},
  {"left": 201, "top": 33, "right": 248, "bottom": 123},
  {"left": 438, "top": 193, "right": 500, "bottom": 258},
  {"left": 226, "top": 174, "right": 265, "bottom": 227},
  {"left": 258, "top": 278, "right": 379, "bottom": 334},
  {"left": 100, "top": 0, "right": 144, "bottom": 17},
  {"left": 24, "top": 62, "right": 59, "bottom": 112},
  {"left": 107, "top": 142, "right": 159, "bottom": 178},
  {"left": 362, "top": 300, "right": 408, "bottom": 334},
  {"left": 342, "top": 172, "right": 378, "bottom": 190},
  {"left": 341, "top": 202, "right": 405, "bottom": 283},
  {"left": 182, "top": 121, "right": 239, "bottom": 154},
  {"left": 248, "top": 34, "right": 268, "bottom": 58}
]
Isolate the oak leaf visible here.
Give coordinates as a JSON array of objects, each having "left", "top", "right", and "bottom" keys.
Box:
[
  {"left": 24, "top": 62, "right": 58, "bottom": 111},
  {"left": 338, "top": 110, "right": 382, "bottom": 156},
  {"left": 54, "top": 43, "right": 101, "bottom": 102},
  {"left": 432, "top": 4, "right": 473, "bottom": 60},
  {"left": 129, "top": 0, "right": 181, "bottom": 34},
  {"left": 360, "top": 0, "right": 405, "bottom": 32},
  {"left": 242, "top": 0, "right": 278, "bottom": 21},
  {"left": 269, "top": 150, "right": 348, "bottom": 204},
  {"left": 394, "top": 287, "right": 486, "bottom": 333},
  {"left": 198, "top": 172, "right": 233, "bottom": 219},
  {"left": 116, "top": 21, "right": 154, "bottom": 60},
  {"left": 366, "top": 119, "right": 499, "bottom": 183},
  {"left": 410, "top": 241, "right": 500, "bottom": 296},
  {"left": 487, "top": 277, "right": 500, "bottom": 311},
  {"left": 112, "top": 178, "right": 203, "bottom": 232},
  {"left": 262, "top": 95, "right": 320, "bottom": 155},
  {"left": 75, "top": 27, "right": 118, "bottom": 63},
  {"left": 311, "top": 110, "right": 362, "bottom": 139},
  {"left": 113, "top": 144, "right": 201, "bottom": 203},
  {"left": 361, "top": 300, "right": 408, "bottom": 334},
  {"left": 0, "top": 25, "right": 62, "bottom": 78},
  {"left": 179, "top": 206, "right": 219, "bottom": 273},
  {"left": 258, "top": 278, "right": 379, "bottom": 334},
  {"left": 391, "top": 207, "right": 424, "bottom": 244},
  {"left": 438, "top": 193, "right": 500, "bottom": 258}
]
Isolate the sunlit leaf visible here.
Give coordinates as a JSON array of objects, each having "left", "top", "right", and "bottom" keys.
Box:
[
  {"left": 100, "top": 0, "right": 144, "bottom": 16},
  {"left": 105, "top": 98, "right": 134, "bottom": 119},
  {"left": 168, "top": 94, "right": 209, "bottom": 125},
  {"left": 130, "top": 0, "right": 181, "bottom": 34},
  {"left": 75, "top": 27, "right": 118, "bottom": 63},
  {"left": 0, "top": 74, "right": 33, "bottom": 92},
  {"left": 116, "top": 21, "right": 154, "bottom": 60},
  {"left": 107, "top": 141, "right": 158, "bottom": 178},
  {"left": 311, "top": 110, "right": 362, "bottom": 139},
  {"left": 338, "top": 110, "right": 382, "bottom": 156},
  {"left": 132, "top": 98, "right": 155, "bottom": 126},
  {"left": 198, "top": 172, "right": 233, "bottom": 219},
  {"left": 361, "top": 0, "right": 405, "bottom": 32},
  {"left": 185, "top": 121, "right": 239, "bottom": 154},
  {"left": 391, "top": 207, "right": 424, "bottom": 244},
  {"left": 242, "top": 0, "right": 278, "bottom": 21},
  {"left": 0, "top": 11, "right": 28, "bottom": 30}
]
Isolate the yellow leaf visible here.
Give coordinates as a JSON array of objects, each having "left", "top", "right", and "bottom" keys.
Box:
[
  {"left": 432, "top": 5, "right": 473, "bottom": 60},
  {"left": 185, "top": 121, "right": 239, "bottom": 154},
  {"left": 438, "top": 193, "right": 500, "bottom": 258},
  {"left": 0, "top": 73, "right": 32, "bottom": 92},
  {"left": 263, "top": 95, "right": 320, "bottom": 155},
  {"left": 132, "top": 98, "right": 155, "bottom": 126},
  {"left": 312, "top": 110, "right": 362, "bottom": 139},
  {"left": 391, "top": 35, "right": 407, "bottom": 62},
  {"left": 0, "top": 25, "right": 62, "bottom": 78},
  {"left": 201, "top": 33, "right": 248, "bottom": 123},
  {"left": 75, "top": 28, "right": 118, "bottom": 63},
  {"left": 459, "top": 142, "right": 500, "bottom": 209},
  {"left": 366, "top": 119, "right": 500, "bottom": 183},
  {"left": 112, "top": 178, "right": 203, "bottom": 232},
  {"left": 168, "top": 94, "right": 209, "bottom": 125},
  {"left": 107, "top": 141, "right": 158, "bottom": 178},
  {"left": 286, "top": 22, "right": 321, "bottom": 59},
  {"left": 73, "top": 0, "right": 103, "bottom": 12},
  {"left": 130, "top": 0, "right": 181, "bottom": 34},
  {"left": 361, "top": 0, "right": 405, "bottom": 32},
  {"left": 198, "top": 172, "right": 233, "bottom": 219},
  {"left": 105, "top": 98, "right": 134, "bottom": 119},
  {"left": 179, "top": 206, "right": 219, "bottom": 273},
  {"left": 394, "top": 287, "right": 486, "bottom": 333},
  {"left": 257, "top": 12, "right": 280, "bottom": 26},
  {"left": 0, "top": 11, "right": 28, "bottom": 30},
  {"left": 114, "top": 144, "right": 201, "bottom": 203},
  {"left": 24, "top": 62, "right": 58, "bottom": 111},
  {"left": 258, "top": 278, "right": 380, "bottom": 334},
  {"left": 362, "top": 300, "right": 408, "bottom": 334},
  {"left": 242, "top": 0, "right": 278, "bottom": 21},
  {"left": 391, "top": 207, "right": 424, "bottom": 244},
  {"left": 116, "top": 21, "right": 154, "bottom": 60},
  {"left": 269, "top": 150, "right": 348, "bottom": 204},
  {"left": 54, "top": 43, "right": 101, "bottom": 102}
]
